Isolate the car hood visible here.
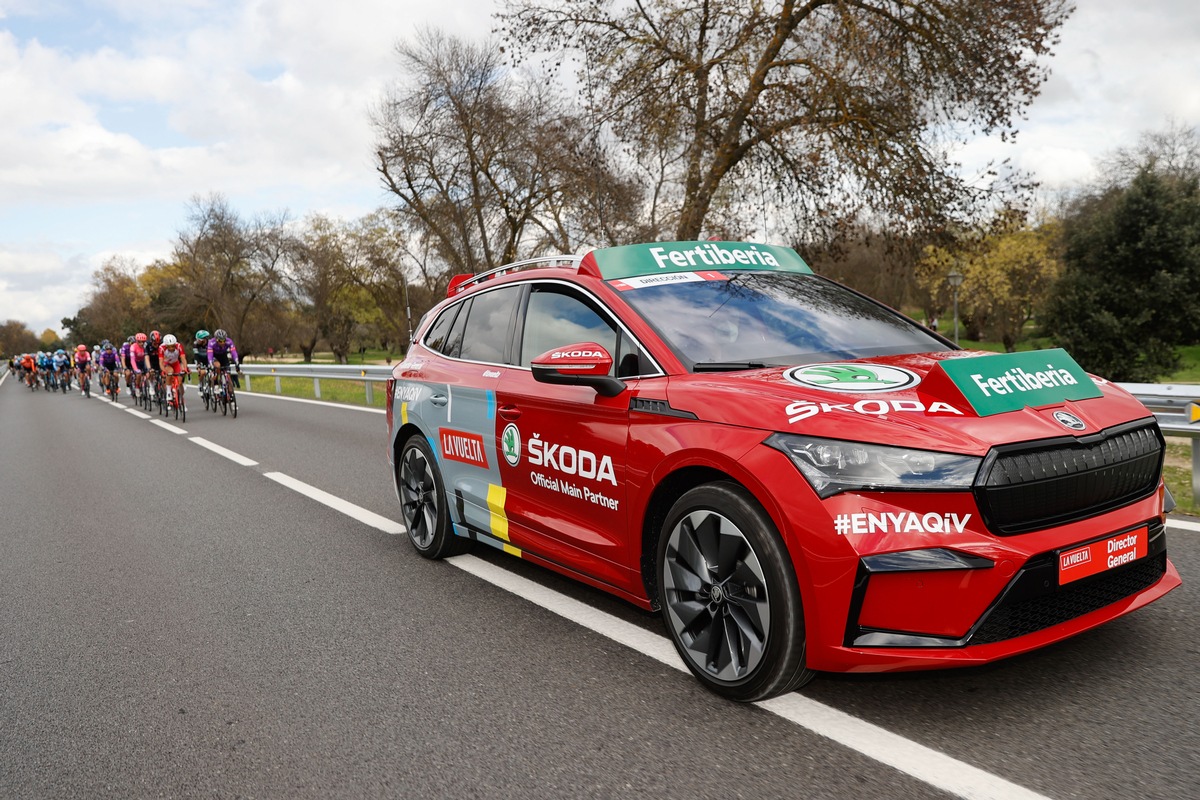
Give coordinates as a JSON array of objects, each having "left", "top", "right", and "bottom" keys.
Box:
[{"left": 663, "top": 351, "right": 1155, "bottom": 455}]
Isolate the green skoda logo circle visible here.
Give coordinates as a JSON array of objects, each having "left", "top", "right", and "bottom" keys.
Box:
[
  {"left": 502, "top": 423, "right": 521, "bottom": 466},
  {"left": 785, "top": 363, "right": 921, "bottom": 393}
]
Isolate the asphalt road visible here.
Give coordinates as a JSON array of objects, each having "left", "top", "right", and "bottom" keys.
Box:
[{"left": 1, "top": 373, "right": 1196, "bottom": 800}]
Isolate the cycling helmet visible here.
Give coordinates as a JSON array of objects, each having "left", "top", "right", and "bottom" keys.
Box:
[
  {"left": 103, "top": 342, "right": 114, "bottom": 350},
  {"left": 56, "top": 349, "right": 65, "bottom": 355},
  {"left": 163, "top": 334, "right": 178, "bottom": 346},
  {"left": 150, "top": 330, "right": 161, "bottom": 342},
  {"left": 135, "top": 332, "right": 148, "bottom": 343},
  {"left": 126, "top": 336, "right": 135, "bottom": 344},
  {"left": 77, "top": 344, "right": 87, "bottom": 352},
  {"left": 195, "top": 329, "right": 210, "bottom": 340},
  {"left": 214, "top": 328, "right": 227, "bottom": 340}
]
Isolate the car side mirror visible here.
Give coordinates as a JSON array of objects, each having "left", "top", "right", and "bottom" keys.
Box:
[{"left": 530, "top": 342, "right": 626, "bottom": 397}]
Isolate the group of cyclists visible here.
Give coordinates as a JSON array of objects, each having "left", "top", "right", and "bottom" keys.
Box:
[{"left": 8, "top": 328, "right": 241, "bottom": 417}]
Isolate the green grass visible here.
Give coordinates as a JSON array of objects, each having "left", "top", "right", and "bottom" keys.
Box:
[
  {"left": 1165, "top": 344, "right": 1200, "bottom": 383},
  {"left": 241, "top": 374, "right": 388, "bottom": 409},
  {"left": 1163, "top": 437, "right": 1196, "bottom": 516}
]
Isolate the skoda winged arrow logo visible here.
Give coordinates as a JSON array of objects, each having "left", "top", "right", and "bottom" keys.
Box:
[
  {"left": 784, "top": 363, "right": 921, "bottom": 393},
  {"left": 1053, "top": 411, "right": 1086, "bottom": 431},
  {"left": 502, "top": 423, "right": 521, "bottom": 466}
]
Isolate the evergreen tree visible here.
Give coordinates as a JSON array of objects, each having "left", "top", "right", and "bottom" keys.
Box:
[{"left": 1045, "top": 169, "right": 1200, "bottom": 381}]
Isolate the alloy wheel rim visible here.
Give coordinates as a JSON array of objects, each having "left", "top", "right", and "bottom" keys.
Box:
[
  {"left": 399, "top": 446, "right": 439, "bottom": 548},
  {"left": 662, "top": 508, "right": 770, "bottom": 683}
]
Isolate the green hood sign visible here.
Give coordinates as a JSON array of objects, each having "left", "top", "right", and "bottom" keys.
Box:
[
  {"left": 588, "top": 241, "right": 812, "bottom": 281},
  {"left": 936, "top": 349, "right": 1102, "bottom": 416}
]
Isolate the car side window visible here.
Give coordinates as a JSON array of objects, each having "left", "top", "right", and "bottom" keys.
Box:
[
  {"left": 458, "top": 286, "right": 521, "bottom": 364},
  {"left": 422, "top": 303, "right": 460, "bottom": 355},
  {"left": 520, "top": 285, "right": 651, "bottom": 377}
]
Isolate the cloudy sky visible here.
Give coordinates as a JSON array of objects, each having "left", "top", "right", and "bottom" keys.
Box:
[{"left": 2, "top": 0, "right": 1198, "bottom": 339}]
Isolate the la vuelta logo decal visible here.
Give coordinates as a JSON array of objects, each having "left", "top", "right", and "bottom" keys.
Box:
[
  {"left": 785, "top": 363, "right": 921, "bottom": 393},
  {"left": 439, "top": 428, "right": 489, "bottom": 468}
]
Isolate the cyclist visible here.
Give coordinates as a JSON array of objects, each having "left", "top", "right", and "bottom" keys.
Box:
[
  {"left": 207, "top": 328, "right": 240, "bottom": 388},
  {"left": 142, "top": 331, "right": 162, "bottom": 400},
  {"left": 52, "top": 348, "right": 72, "bottom": 391},
  {"left": 74, "top": 344, "right": 92, "bottom": 395},
  {"left": 36, "top": 351, "right": 53, "bottom": 389},
  {"left": 120, "top": 336, "right": 136, "bottom": 396},
  {"left": 98, "top": 341, "right": 122, "bottom": 398},
  {"left": 20, "top": 352, "right": 37, "bottom": 388},
  {"left": 193, "top": 330, "right": 211, "bottom": 399},
  {"left": 129, "top": 333, "right": 149, "bottom": 398},
  {"left": 159, "top": 334, "right": 190, "bottom": 406}
]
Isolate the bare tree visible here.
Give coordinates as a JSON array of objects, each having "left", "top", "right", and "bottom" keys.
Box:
[
  {"left": 373, "top": 28, "right": 646, "bottom": 279},
  {"left": 498, "top": 0, "right": 1074, "bottom": 242},
  {"left": 172, "top": 194, "right": 295, "bottom": 354}
]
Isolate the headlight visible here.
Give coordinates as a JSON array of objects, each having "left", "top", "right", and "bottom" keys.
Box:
[{"left": 766, "top": 433, "right": 981, "bottom": 498}]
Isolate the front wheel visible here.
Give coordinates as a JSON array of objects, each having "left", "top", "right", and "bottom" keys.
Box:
[
  {"left": 657, "top": 482, "right": 814, "bottom": 702},
  {"left": 397, "top": 433, "right": 469, "bottom": 559}
]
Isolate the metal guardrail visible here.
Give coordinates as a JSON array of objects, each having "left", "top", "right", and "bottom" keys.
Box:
[
  {"left": 237, "top": 362, "right": 392, "bottom": 404},
  {"left": 232, "top": 365, "right": 1200, "bottom": 500}
]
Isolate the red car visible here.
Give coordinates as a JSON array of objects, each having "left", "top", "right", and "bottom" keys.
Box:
[{"left": 386, "top": 241, "right": 1181, "bottom": 701}]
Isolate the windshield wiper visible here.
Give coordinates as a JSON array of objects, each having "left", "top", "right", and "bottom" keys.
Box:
[{"left": 691, "top": 361, "right": 770, "bottom": 372}]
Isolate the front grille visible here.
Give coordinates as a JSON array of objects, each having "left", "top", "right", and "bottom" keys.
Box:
[
  {"left": 970, "top": 551, "right": 1166, "bottom": 645},
  {"left": 974, "top": 421, "right": 1163, "bottom": 534}
]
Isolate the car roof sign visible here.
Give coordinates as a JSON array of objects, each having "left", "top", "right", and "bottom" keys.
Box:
[{"left": 581, "top": 241, "right": 813, "bottom": 281}]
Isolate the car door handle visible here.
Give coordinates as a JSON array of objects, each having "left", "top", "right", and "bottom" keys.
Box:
[
  {"left": 498, "top": 405, "right": 521, "bottom": 421},
  {"left": 430, "top": 394, "right": 448, "bottom": 407}
]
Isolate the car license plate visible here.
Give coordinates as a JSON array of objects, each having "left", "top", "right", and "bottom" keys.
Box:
[{"left": 1058, "top": 526, "right": 1148, "bottom": 585}]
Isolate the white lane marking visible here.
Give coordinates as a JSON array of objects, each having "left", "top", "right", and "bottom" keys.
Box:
[
  {"left": 150, "top": 419, "right": 188, "bottom": 434},
  {"left": 1167, "top": 517, "right": 1200, "bottom": 533},
  {"left": 760, "top": 695, "right": 1051, "bottom": 800},
  {"left": 188, "top": 436, "right": 259, "bottom": 466},
  {"left": 237, "top": 390, "right": 385, "bottom": 414},
  {"left": 448, "top": 553, "right": 1052, "bottom": 800},
  {"left": 263, "top": 472, "right": 404, "bottom": 534}
]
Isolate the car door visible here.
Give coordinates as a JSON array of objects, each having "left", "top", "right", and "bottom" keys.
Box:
[
  {"left": 494, "top": 281, "right": 654, "bottom": 590},
  {"left": 404, "top": 285, "right": 520, "bottom": 541}
]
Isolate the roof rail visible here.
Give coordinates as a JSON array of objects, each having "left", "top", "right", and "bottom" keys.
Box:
[{"left": 448, "top": 254, "right": 584, "bottom": 296}]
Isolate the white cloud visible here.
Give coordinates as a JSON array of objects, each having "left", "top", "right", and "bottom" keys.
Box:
[{"left": 1, "top": 0, "right": 1199, "bottom": 338}]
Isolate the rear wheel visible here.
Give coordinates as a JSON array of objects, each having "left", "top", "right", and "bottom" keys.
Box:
[
  {"left": 657, "top": 482, "right": 814, "bottom": 702},
  {"left": 397, "top": 433, "right": 469, "bottom": 559}
]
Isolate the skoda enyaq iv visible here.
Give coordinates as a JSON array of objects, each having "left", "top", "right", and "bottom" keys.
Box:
[{"left": 385, "top": 241, "right": 1180, "bottom": 701}]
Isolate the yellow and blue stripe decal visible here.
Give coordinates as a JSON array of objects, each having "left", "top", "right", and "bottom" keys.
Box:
[
  {"left": 487, "top": 483, "right": 521, "bottom": 556},
  {"left": 400, "top": 401, "right": 409, "bottom": 426},
  {"left": 486, "top": 389, "right": 496, "bottom": 420},
  {"left": 450, "top": 483, "right": 520, "bottom": 557}
]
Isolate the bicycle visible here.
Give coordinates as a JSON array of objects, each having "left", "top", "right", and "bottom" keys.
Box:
[
  {"left": 162, "top": 370, "right": 188, "bottom": 422},
  {"left": 58, "top": 367, "right": 71, "bottom": 394},
  {"left": 101, "top": 367, "right": 120, "bottom": 401},
  {"left": 195, "top": 367, "right": 213, "bottom": 411},
  {"left": 137, "top": 371, "right": 153, "bottom": 411},
  {"left": 79, "top": 366, "right": 91, "bottom": 399},
  {"left": 211, "top": 365, "right": 238, "bottom": 418},
  {"left": 149, "top": 370, "right": 166, "bottom": 415}
]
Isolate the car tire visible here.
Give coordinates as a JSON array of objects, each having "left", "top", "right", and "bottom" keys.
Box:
[
  {"left": 398, "top": 433, "right": 470, "bottom": 559},
  {"left": 657, "top": 481, "right": 814, "bottom": 702}
]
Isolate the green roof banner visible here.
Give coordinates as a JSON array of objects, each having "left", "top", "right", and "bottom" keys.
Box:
[
  {"left": 936, "top": 349, "right": 1102, "bottom": 416},
  {"left": 590, "top": 241, "right": 812, "bottom": 281}
]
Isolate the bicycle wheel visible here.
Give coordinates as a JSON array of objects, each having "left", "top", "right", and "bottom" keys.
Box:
[
  {"left": 179, "top": 383, "right": 186, "bottom": 423},
  {"left": 228, "top": 380, "right": 237, "bottom": 418}
]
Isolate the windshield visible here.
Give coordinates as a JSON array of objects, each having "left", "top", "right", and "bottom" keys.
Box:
[{"left": 615, "top": 271, "right": 951, "bottom": 369}]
